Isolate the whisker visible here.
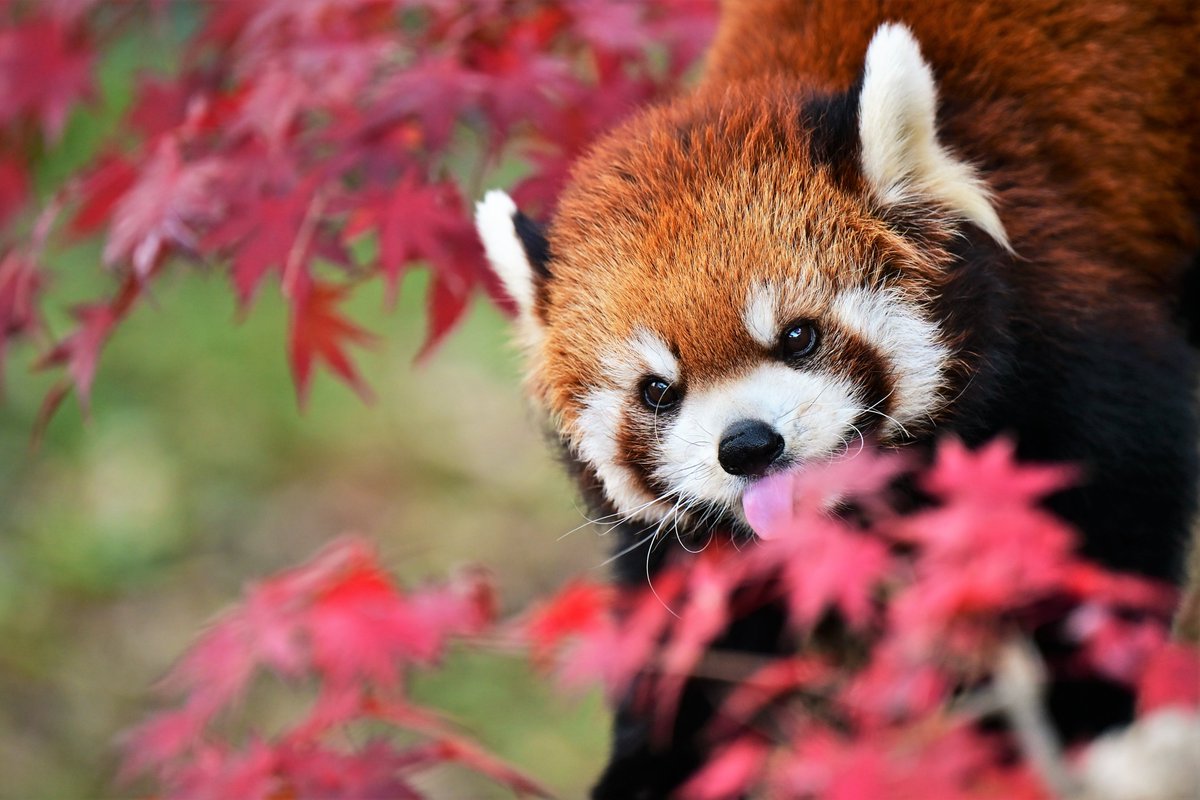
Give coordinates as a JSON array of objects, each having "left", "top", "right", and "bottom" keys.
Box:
[
  {"left": 646, "top": 522, "right": 681, "bottom": 618},
  {"left": 596, "top": 525, "right": 658, "bottom": 568}
]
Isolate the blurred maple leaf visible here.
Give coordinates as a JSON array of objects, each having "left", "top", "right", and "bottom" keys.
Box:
[
  {"left": 0, "top": 0, "right": 718, "bottom": 412},
  {"left": 0, "top": 15, "right": 92, "bottom": 141},
  {"left": 122, "top": 536, "right": 546, "bottom": 800},
  {"left": 288, "top": 280, "right": 376, "bottom": 406}
]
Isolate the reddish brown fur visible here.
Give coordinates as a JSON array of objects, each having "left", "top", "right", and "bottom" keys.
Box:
[
  {"left": 541, "top": 84, "right": 945, "bottom": 432},
  {"left": 535, "top": 0, "right": 1199, "bottom": 447},
  {"left": 707, "top": 0, "right": 1200, "bottom": 298}
]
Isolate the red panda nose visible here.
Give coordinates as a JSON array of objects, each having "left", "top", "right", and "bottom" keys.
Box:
[{"left": 717, "top": 419, "right": 786, "bottom": 477}]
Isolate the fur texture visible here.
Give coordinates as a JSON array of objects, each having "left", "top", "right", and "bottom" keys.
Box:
[{"left": 477, "top": 1, "right": 1200, "bottom": 795}]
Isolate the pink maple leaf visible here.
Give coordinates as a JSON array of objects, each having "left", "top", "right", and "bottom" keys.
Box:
[
  {"left": 0, "top": 16, "right": 93, "bottom": 141},
  {"left": 0, "top": 250, "right": 42, "bottom": 371},
  {"left": 922, "top": 438, "right": 1076, "bottom": 509},
  {"left": 1136, "top": 642, "right": 1200, "bottom": 714},
  {"left": 678, "top": 735, "right": 771, "bottom": 800},
  {"left": 103, "top": 138, "right": 230, "bottom": 277}
]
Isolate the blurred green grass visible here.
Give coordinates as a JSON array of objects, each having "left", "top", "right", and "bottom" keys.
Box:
[{"left": 0, "top": 12, "right": 609, "bottom": 800}]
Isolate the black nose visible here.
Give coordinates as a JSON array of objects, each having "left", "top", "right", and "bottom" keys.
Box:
[{"left": 717, "top": 419, "right": 785, "bottom": 477}]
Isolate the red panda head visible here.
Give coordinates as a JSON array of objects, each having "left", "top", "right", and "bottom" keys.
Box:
[{"left": 476, "top": 24, "right": 1010, "bottom": 532}]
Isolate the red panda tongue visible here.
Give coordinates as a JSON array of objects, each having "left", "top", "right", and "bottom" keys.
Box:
[{"left": 741, "top": 471, "right": 800, "bottom": 541}]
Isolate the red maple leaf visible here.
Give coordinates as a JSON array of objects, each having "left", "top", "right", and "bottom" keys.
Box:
[
  {"left": 523, "top": 579, "right": 613, "bottom": 663},
  {"left": 287, "top": 279, "right": 375, "bottom": 405},
  {"left": 126, "top": 75, "right": 194, "bottom": 141},
  {"left": 37, "top": 276, "right": 140, "bottom": 408},
  {"left": 364, "top": 56, "right": 485, "bottom": 152},
  {"left": 343, "top": 177, "right": 476, "bottom": 300},
  {"left": 0, "top": 157, "right": 28, "bottom": 229},
  {"left": 0, "top": 16, "right": 93, "bottom": 141},
  {"left": 207, "top": 182, "right": 323, "bottom": 306},
  {"left": 69, "top": 155, "right": 138, "bottom": 236}
]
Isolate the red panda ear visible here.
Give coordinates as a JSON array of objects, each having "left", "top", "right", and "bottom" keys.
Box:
[
  {"left": 858, "top": 23, "right": 1011, "bottom": 251},
  {"left": 474, "top": 190, "right": 552, "bottom": 319}
]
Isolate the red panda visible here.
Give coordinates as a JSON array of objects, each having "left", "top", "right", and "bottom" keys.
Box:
[{"left": 476, "top": 1, "right": 1200, "bottom": 796}]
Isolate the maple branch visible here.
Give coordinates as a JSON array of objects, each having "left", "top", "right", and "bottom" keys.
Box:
[{"left": 282, "top": 186, "right": 329, "bottom": 302}]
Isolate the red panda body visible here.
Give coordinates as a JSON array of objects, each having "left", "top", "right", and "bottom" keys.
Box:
[{"left": 476, "top": 2, "right": 1200, "bottom": 795}]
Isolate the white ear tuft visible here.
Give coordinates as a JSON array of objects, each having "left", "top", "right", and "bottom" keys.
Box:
[
  {"left": 859, "top": 23, "right": 1010, "bottom": 250},
  {"left": 475, "top": 189, "right": 538, "bottom": 315}
]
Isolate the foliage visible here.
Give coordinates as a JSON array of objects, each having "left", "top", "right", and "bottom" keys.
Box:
[
  {"left": 0, "top": 0, "right": 716, "bottom": 415},
  {"left": 122, "top": 537, "right": 554, "bottom": 799},
  {"left": 129, "top": 441, "right": 1200, "bottom": 798}
]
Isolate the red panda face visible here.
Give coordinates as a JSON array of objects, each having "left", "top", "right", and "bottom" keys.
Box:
[{"left": 477, "top": 24, "right": 1008, "bottom": 533}]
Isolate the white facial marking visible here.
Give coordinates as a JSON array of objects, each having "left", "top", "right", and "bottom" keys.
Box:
[
  {"left": 743, "top": 282, "right": 779, "bottom": 348},
  {"left": 830, "top": 288, "right": 951, "bottom": 434},
  {"left": 601, "top": 328, "right": 678, "bottom": 387},
  {"left": 656, "top": 364, "right": 863, "bottom": 520},
  {"left": 475, "top": 189, "right": 539, "bottom": 314},
  {"left": 576, "top": 387, "right": 667, "bottom": 520},
  {"left": 631, "top": 328, "right": 678, "bottom": 383},
  {"left": 859, "top": 23, "right": 1010, "bottom": 250},
  {"left": 575, "top": 329, "right": 682, "bottom": 519}
]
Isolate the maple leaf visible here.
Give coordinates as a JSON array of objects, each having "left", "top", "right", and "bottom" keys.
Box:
[
  {"left": 0, "top": 157, "right": 28, "bottom": 229},
  {"left": 554, "top": 569, "right": 687, "bottom": 698},
  {"left": 0, "top": 16, "right": 93, "bottom": 141},
  {"left": 522, "top": 579, "right": 613, "bottom": 663},
  {"left": 742, "top": 447, "right": 908, "bottom": 540},
  {"left": 713, "top": 657, "right": 833, "bottom": 736},
  {"left": 126, "top": 75, "right": 194, "bottom": 141},
  {"left": 466, "top": 23, "right": 577, "bottom": 145},
  {"left": 1137, "top": 642, "right": 1200, "bottom": 714},
  {"left": 655, "top": 550, "right": 741, "bottom": 733},
  {"left": 841, "top": 638, "right": 948, "bottom": 729},
  {"left": 364, "top": 56, "right": 485, "bottom": 151},
  {"left": 37, "top": 276, "right": 140, "bottom": 408},
  {"left": 69, "top": 155, "right": 138, "bottom": 236},
  {"left": 229, "top": 63, "right": 309, "bottom": 152},
  {"left": 305, "top": 562, "right": 415, "bottom": 687},
  {"left": 287, "top": 279, "right": 375, "bottom": 405},
  {"left": 0, "top": 249, "right": 42, "bottom": 373},
  {"left": 103, "top": 137, "right": 230, "bottom": 277},
  {"left": 416, "top": 270, "right": 474, "bottom": 362},
  {"left": 648, "top": 0, "right": 721, "bottom": 76},
  {"left": 343, "top": 177, "right": 476, "bottom": 300},
  {"left": 921, "top": 437, "right": 1076, "bottom": 509},
  {"left": 778, "top": 726, "right": 1015, "bottom": 800},
  {"left": 207, "top": 181, "right": 324, "bottom": 306},
  {"left": 677, "top": 736, "right": 771, "bottom": 800},
  {"left": 566, "top": 1, "right": 651, "bottom": 57},
  {"left": 777, "top": 524, "right": 892, "bottom": 631},
  {"left": 1065, "top": 601, "right": 1169, "bottom": 685}
]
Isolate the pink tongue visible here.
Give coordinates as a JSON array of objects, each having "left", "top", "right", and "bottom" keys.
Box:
[{"left": 741, "top": 471, "right": 799, "bottom": 540}]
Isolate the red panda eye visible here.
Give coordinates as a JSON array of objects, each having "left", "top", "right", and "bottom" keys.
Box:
[
  {"left": 640, "top": 377, "right": 681, "bottom": 411},
  {"left": 780, "top": 321, "right": 819, "bottom": 359}
]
